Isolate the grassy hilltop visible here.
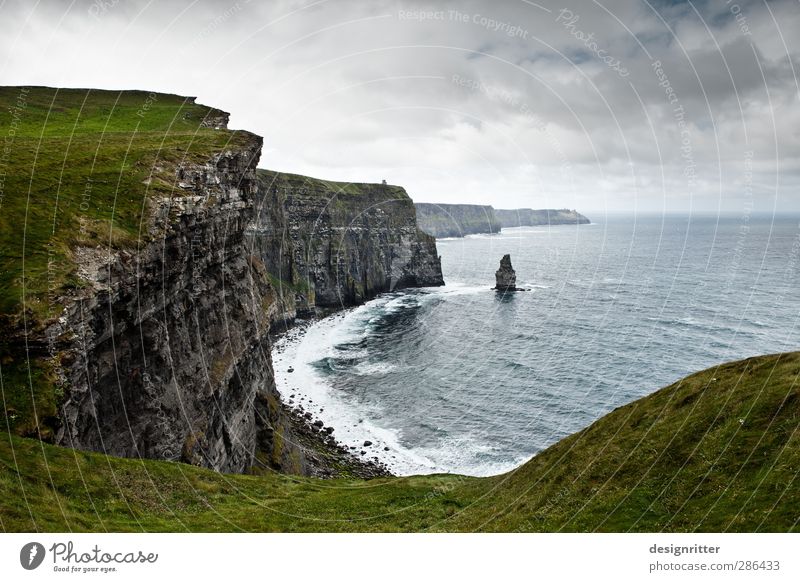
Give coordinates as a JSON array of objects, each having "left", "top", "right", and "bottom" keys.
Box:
[
  {"left": 257, "top": 168, "right": 410, "bottom": 199},
  {"left": 2, "top": 351, "right": 798, "bottom": 532},
  {"left": 0, "top": 86, "right": 251, "bottom": 322}
]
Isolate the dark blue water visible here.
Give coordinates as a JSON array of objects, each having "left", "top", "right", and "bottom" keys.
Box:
[{"left": 273, "top": 214, "right": 800, "bottom": 476}]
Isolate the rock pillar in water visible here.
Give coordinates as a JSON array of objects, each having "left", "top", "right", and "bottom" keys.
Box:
[{"left": 495, "top": 254, "right": 517, "bottom": 291}]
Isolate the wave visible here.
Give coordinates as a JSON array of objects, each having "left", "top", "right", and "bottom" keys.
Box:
[
  {"left": 430, "top": 282, "right": 488, "bottom": 297},
  {"left": 463, "top": 233, "right": 502, "bottom": 240},
  {"left": 272, "top": 301, "right": 445, "bottom": 475},
  {"left": 644, "top": 315, "right": 726, "bottom": 333},
  {"left": 271, "top": 288, "right": 533, "bottom": 477},
  {"left": 353, "top": 361, "right": 397, "bottom": 376}
]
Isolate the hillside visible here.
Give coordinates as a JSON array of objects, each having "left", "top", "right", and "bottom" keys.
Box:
[
  {"left": 0, "top": 86, "right": 245, "bottom": 322},
  {"left": 2, "top": 351, "right": 797, "bottom": 532}
]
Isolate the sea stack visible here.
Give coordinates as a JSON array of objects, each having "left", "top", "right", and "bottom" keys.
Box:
[{"left": 495, "top": 254, "right": 518, "bottom": 291}]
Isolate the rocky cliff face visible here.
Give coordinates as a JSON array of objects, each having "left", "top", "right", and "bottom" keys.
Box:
[
  {"left": 414, "top": 203, "right": 591, "bottom": 238},
  {"left": 495, "top": 208, "right": 590, "bottom": 227},
  {"left": 44, "top": 138, "right": 390, "bottom": 477},
  {"left": 45, "top": 134, "right": 375, "bottom": 477},
  {"left": 414, "top": 203, "right": 501, "bottom": 238},
  {"left": 249, "top": 171, "right": 444, "bottom": 320},
  {"left": 47, "top": 135, "right": 291, "bottom": 473}
]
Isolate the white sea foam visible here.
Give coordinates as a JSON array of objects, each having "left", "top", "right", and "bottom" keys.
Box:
[
  {"left": 464, "top": 233, "right": 502, "bottom": 240},
  {"left": 353, "top": 361, "right": 397, "bottom": 376},
  {"left": 272, "top": 301, "right": 444, "bottom": 475},
  {"left": 426, "top": 281, "right": 487, "bottom": 298}
]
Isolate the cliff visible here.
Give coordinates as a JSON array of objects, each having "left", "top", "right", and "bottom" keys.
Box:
[
  {"left": 414, "top": 203, "right": 590, "bottom": 238},
  {"left": 53, "top": 140, "right": 283, "bottom": 473},
  {"left": 0, "top": 86, "right": 296, "bottom": 474},
  {"left": 414, "top": 203, "right": 501, "bottom": 238},
  {"left": 0, "top": 87, "right": 390, "bottom": 478},
  {"left": 495, "top": 208, "right": 590, "bottom": 227},
  {"left": 249, "top": 170, "right": 443, "bottom": 321}
]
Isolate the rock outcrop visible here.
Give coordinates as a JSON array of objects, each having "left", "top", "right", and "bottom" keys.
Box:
[
  {"left": 495, "top": 208, "right": 590, "bottom": 227},
  {"left": 414, "top": 203, "right": 501, "bottom": 238},
  {"left": 494, "top": 254, "right": 528, "bottom": 292},
  {"left": 249, "top": 170, "right": 444, "bottom": 322},
  {"left": 494, "top": 254, "right": 517, "bottom": 291}
]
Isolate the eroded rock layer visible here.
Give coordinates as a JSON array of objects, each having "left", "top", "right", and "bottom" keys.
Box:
[{"left": 249, "top": 170, "right": 444, "bottom": 322}]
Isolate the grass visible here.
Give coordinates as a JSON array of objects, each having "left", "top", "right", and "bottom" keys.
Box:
[
  {"left": 0, "top": 86, "right": 259, "bottom": 438},
  {"left": 257, "top": 169, "right": 408, "bottom": 199},
  {"left": 1, "top": 351, "right": 798, "bottom": 532}
]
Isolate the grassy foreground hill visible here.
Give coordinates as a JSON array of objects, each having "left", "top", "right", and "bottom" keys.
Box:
[{"left": 2, "top": 351, "right": 798, "bottom": 532}]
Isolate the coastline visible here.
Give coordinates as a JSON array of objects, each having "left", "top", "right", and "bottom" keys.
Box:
[
  {"left": 267, "top": 314, "right": 394, "bottom": 479},
  {"left": 268, "top": 287, "right": 530, "bottom": 478},
  {"left": 270, "top": 298, "right": 448, "bottom": 477}
]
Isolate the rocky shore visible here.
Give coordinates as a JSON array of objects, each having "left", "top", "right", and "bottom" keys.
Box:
[
  {"left": 265, "top": 318, "right": 393, "bottom": 479},
  {"left": 247, "top": 170, "right": 447, "bottom": 478}
]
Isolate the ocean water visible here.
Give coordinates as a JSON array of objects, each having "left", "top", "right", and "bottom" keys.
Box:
[{"left": 272, "top": 214, "right": 800, "bottom": 477}]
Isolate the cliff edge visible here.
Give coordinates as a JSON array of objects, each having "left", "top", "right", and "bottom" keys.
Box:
[
  {"left": 495, "top": 208, "right": 590, "bottom": 227},
  {"left": 414, "top": 203, "right": 590, "bottom": 238}
]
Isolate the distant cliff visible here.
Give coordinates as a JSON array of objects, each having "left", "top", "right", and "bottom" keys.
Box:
[
  {"left": 414, "top": 203, "right": 501, "bottom": 238},
  {"left": 495, "top": 208, "right": 590, "bottom": 227},
  {"left": 249, "top": 171, "right": 444, "bottom": 323},
  {"left": 414, "top": 203, "right": 589, "bottom": 238}
]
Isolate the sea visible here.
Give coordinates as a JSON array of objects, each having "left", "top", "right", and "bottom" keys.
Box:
[{"left": 272, "top": 214, "right": 800, "bottom": 477}]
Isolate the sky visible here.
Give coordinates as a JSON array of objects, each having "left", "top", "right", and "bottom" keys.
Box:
[{"left": 2, "top": 0, "right": 799, "bottom": 213}]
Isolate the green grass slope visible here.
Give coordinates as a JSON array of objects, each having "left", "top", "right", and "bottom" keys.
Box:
[
  {"left": 0, "top": 86, "right": 257, "bottom": 439},
  {"left": 2, "top": 352, "right": 797, "bottom": 532}
]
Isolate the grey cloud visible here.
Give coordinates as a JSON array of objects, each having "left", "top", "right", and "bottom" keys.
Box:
[{"left": 1, "top": 0, "right": 797, "bottom": 212}]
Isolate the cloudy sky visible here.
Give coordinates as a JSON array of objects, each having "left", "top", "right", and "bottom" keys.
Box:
[{"left": 2, "top": 0, "right": 799, "bottom": 213}]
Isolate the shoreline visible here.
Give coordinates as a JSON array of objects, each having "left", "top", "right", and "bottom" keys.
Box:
[
  {"left": 268, "top": 313, "right": 394, "bottom": 479},
  {"left": 270, "top": 299, "right": 448, "bottom": 477}
]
